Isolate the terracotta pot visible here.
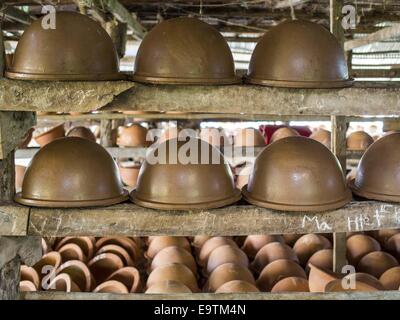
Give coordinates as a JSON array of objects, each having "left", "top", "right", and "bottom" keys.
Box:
[
  {"left": 245, "top": 20, "right": 352, "bottom": 88},
  {"left": 66, "top": 126, "right": 96, "bottom": 142},
  {"left": 15, "top": 165, "right": 27, "bottom": 192},
  {"left": 308, "top": 263, "right": 342, "bottom": 293},
  {"left": 385, "top": 233, "right": 400, "bottom": 260},
  {"left": 146, "top": 263, "right": 199, "bottom": 292},
  {"left": 379, "top": 266, "right": 400, "bottom": 290},
  {"left": 146, "top": 236, "right": 191, "bottom": 260},
  {"left": 93, "top": 280, "right": 128, "bottom": 294},
  {"left": 33, "top": 251, "right": 62, "bottom": 289},
  {"left": 347, "top": 131, "right": 374, "bottom": 151},
  {"left": 370, "top": 229, "right": 400, "bottom": 247},
  {"left": 57, "top": 260, "right": 95, "bottom": 292},
  {"left": 305, "top": 249, "right": 333, "bottom": 273},
  {"left": 346, "top": 234, "right": 381, "bottom": 266},
  {"left": 41, "top": 238, "right": 50, "bottom": 254},
  {"left": 235, "top": 164, "right": 252, "bottom": 190},
  {"left": 198, "top": 237, "right": 238, "bottom": 267},
  {"left": 256, "top": 259, "right": 307, "bottom": 292},
  {"left": 20, "top": 280, "right": 37, "bottom": 292},
  {"left": 34, "top": 124, "right": 65, "bottom": 147},
  {"left": 293, "top": 234, "right": 332, "bottom": 266},
  {"left": 117, "top": 124, "right": 150, "bottom": 147},
  {"left": 95, "top": 237, "right": 139, "bottom": 262},
  {"left": 241, "top": 235, "right": 284, "bottom": 260},
  {"left": 271, "top": 276, "right": 309, "bottom": 293},
  {"left": 58, "top": 243, "right": 87, "bottom": 263},
  {"left": 243, "top": 137, "right": 352, "bottom": 212},
  {"left": 206, "top": 245, "right": 249, "bottom": 275},
  {"left": 20, "top": 265, "right": 40, "bottom": 289},
  {"left": 88, "top": 252, "right": 124, "bottom": 283},
  {"left": 145, "top": 280, "right": 192, "bottom": 294},
  {"left": 325, "top": 279, "right": 378, "bottom": 292},
  {"left": 326, "top": 272, "right": 384, "bottom": 292},
  {"left": 56, "top": 237, "right": 95, "bottom": 260},
  {"left": 106, "top": 267, "right": 141, "bottom": 293},
  {"left": 96, "top": 244, "right": 135, "bottom": 267},
  {"left": 150, "top": 246, "right": 197, "bottom": 276},
  {"left": 309, "top": 129, "right": 331, "bottom": 149},
  {"left": 192, "top": 236, "right": 212, "bottom": 254},
  {"left": 205, "top": 262, "right": 255, "bottom": 292},
  {"left": 251, "top": 242, "right": 299, "bottom": 274},
  {"left": 283, "top": 234, "right": 303, "bottom": 247},
  {"left": 357, "top": 251, "right": 398, "bottom": 278},
  {"left": 18, "top": 127, "right": 34, "bottom": 149},
  {"left": 234, "top": 128, "right": 266, "bottom": 147},
  {"left": 269, "top": 127, "right": 299, "bottom": 144},
  {"left": 119, "top": 164, "right": 141, "bottom": 188},
  {"left": 47, "top": 273, "right": 81, "bottom": 292},
  {"left": 215, "top": 280, "right": 260, "bottom": 293}
]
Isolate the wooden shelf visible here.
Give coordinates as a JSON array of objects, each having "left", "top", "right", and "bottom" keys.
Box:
[{"left": 0, "top": 204, "right": 29, "bottom": 236}]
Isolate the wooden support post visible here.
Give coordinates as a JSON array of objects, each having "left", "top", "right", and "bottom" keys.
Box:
[
  {"left": 105, "top": 20, "right": 127, "bottom": 59},
  {"left": 100, "top": 119, "right": 114, "bottom": 147},
  {"left": 330, "top": 0, "right": 345, "bottom": 46},
  {"left": 0, "top": 150, "right": 15, "bottom": 201}
]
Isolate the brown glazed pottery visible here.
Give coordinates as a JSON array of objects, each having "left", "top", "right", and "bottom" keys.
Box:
[
  {"left": 47, "top": 273, "right": 81, "bottom": 292},
  {"left": 131, "top": 138, "right": 241, "bottom": 210},
  {"left": 20, "top": 280, "right": 37, "bottom": 292},
  {"left": 58, "top": 243, "right": 87, "bottom": 263},
  {"left": 350, "top": 133, "right": 400, "bottom": 202},
  {"left": 88, "top": 252, "right": 124, "bottom": 283},
  {"left": 205, "top": 262, "right": 255, "bottom": 292},
  {"left": 145, "top": 280, "right": 192, "bottom": 294},
  {"left": 256, "top": 259, "right": 307, "bottom": 292},
  {"left": 308, "top": 263, "right": 342, "bottom": 292},
  {"left": 386, "top": 233, "right": 400, "bottom": 260},
  {"left": 347, "top": 131, "right": 374, "bottom": 151},
  {"left": 305, "top": 249, "right": 333, "bottom": 273},
  {"left": 15, "top": 165, "right": 27, "bottom": 192},
  {"left": 18, "top": 127, "right": 34, "bottom": 148},
  {"left": 146, "top": 263, "right": 199, "bottom": 292},
  {"left": 242, "top": 136, "right": 352, "bottom": 212},
  {"left": 233, "top": 128, "right": 266, "bottom": 147},
  {"left": 34, "top": 124, "right": 65, "bottom": 147},
  {"left": 117, "top": 124, "right": 150, "bottom": 147},
  {"left": 309, "top": 129, "right": 331, "bottom": 149},
  {"left": 20, "top": 265, "right": 40, "bottom": 289},
  {"left": 251, "top": 242, "right": 299, "bottom": 274},
  {"left": 119, "top": 164, "right": 141, "bottom": 188},
  {"left": 271, "top": 276, "right": 310, "bottom": 293},
  {"left": 269, "top": 127, "right": 299, "bottom": 144},
  {"left": 357, "top": 251, "right": 399, "bottom": 278},
  {"left": 106, "top": 267, "right": 141, "bottom": 293},
  {"left": 346, "top": 234, "right": 381, "bottom": 266},
  {"left": 245, "top": 20, "right": 352, "bottom": 88},
  {"left": 379, "top": 266, "right": 400, "bottom": 290},
  {"left": 146, "top": 236, "right": 191, "bottom": 260},
  {"left": 132, "top": 17, "right": 239, "bottom": 85},
  {"left": 96, "top": 244, "right": 135, "bottom": 267},
  {"left": 198, "top": 237, "right": 238, "bottom": 267},
  {"left": 55, "top": 237, "right": 95, "bottom": 260},
  {"left": 57, "top": 260, "right": 95, "bottom": 292},
  {"left": 293, "top": 234, "right": 332, "bottom": 266},
  {"left": 93, "top": 280, "right": 129, "bottom": 294},
  {"left": 215, "top": 280, "right": 260, "bottom": 293},
  {"left": 7, "top": 12, "right": 123, "bottom": 80},
  {"left": 96, "top": 237, "right": 139, "bottom": 262},
  {"left": 15, "top": 137, "right": 128, "bottom": 207},
  {"left": 66, "top": 126, "right": 96, "bottom": 142},
  {"left": 150, "top": 246, "right": 197, "bottom": 276},
  {"left": 206, "top": 245, "right": 249, "bottom": 274},
  {"left": 241, "top": 235, "right": 284, "bottom": 259}
]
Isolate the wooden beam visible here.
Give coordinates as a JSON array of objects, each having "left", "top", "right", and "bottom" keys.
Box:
[
  {"left": 104, "top": 20, "right": 127, "bottom": 58},
  {"left": 0, "top": 21, "right": 4, "bottom": 78},
  {"left": 330, "top": 0, "right": 345, "bottom": 47},
  {"left": 0, "top": 204, "right": 30, "bottom": 236},
  {"left": 0, "top": 3, "right": 34, "bottom": 25},
  {"left": 0, "top": 151, "right": 14, "bottom": 201},
  {"left": 274, "top": 0, "right": 311, "bottom": 9}
]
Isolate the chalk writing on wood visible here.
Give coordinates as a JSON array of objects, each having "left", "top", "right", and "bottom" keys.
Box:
[{"left": 302, "top": 215, "right": 332, "bottom": 232}]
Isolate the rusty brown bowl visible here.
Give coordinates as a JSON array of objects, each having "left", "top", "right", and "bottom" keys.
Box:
[
  {"left": 241, "top": 235, "right": 284, "bottom": 260},
  {"left": 357, "top": 251, "right": 399, "bottom": 278},
  {"left": 93, "top": 280, "right": 129, "bottom": 294},
  {"left": 66, "top": 126, "right": 96, "bottom": 142},
  {"left": 271, "top": 276, "right": 309, "bottom": 293},
  {"left": 305, "top": 249, "right": 333, "bottom": 273},
  {"left": 15, "top": 137, "right": 128, "bottom": 207},
  {"left": 96, "top": 237, "right": 139, "bottom": 262},
  {"left": 347, "top": 131, "right": 374, "bottom": 151},
  {"left": 34, "top": 124, "right": 65, "bottom": 148},
  {"left": 269, "top": 127, "right": 299, "bottom": 144},
  {"left": 131, "top": 138, "right": 241, "bottom": 210},
  {"left": 146, "top": 236, "right": 191, "bottom": 260},
  {"left": 233, "top": 128, "right": 266, "bottom": 147},
  {"left": 145, "top": 280, "right": 192, "bottom": 294},
  {"left": 58, "top": 243, "right": 87, "bottom": 263},
  {"left": 132, "top": 17, "right": 239, "bottom": 85},
  {"left": 380, "top": 266, "right": 400, "bottom": 290},
  {"left": 96, "top": 244, "right": 135, "bottom": 267},
  {"left": 6, "top": 12, "right": 123, "bottom": 81},
  {"left": 350, "top": 133, "right": 400, "bottom": 202},
  {"left": 346, "top": 234, "right": 381, "bottom": 266},
  {"left": 309, "top": 129, "right": 331, "bottom": 149},
  {"left": 215, "top": 280, "right": 260, "bottom": 293},
  {"left": 106, "top": 267, "right": 141, "bottom": 293},
  {"left": 117, "top": 124, "right": 151, "bottom": 147},
  {"left": 57, "top": 260, "right": 95, "bottom": 292},
  {"left": 293, "top": 234, "right": 332, "bottom": 267},
  {"left": 243, "top": 136, "right": 352, "bottom": 212},
  {"left": 245, "top": 20, "right": 352, "bottom": 88}
]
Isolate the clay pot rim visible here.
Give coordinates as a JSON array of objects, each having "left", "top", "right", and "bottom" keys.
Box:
[
  {"left": 33, "top": 123, "right": 65, "bottom": 139},
  {"left": 15, "top": 190, "right": 129, "bottom": 208},
  {"left": 58, "top": 243, "right": 87, "bottom": 262},
  {"left": 349, "top": 178, "right": 400, "bottom": 202},
  {"left": 106, "top": 266, "right": 141, "bottom": 293},
  {"left": 242, "top": 185, "right": 352, "bottom": 212},
  {"left": 243, "top": 76, "right": 354, "bottom": 89},
  {"left": 325, "top": 279, "right": 379, "bottom": 292},
  {"left": 130, "top": 188, "right": 241, "bottom": 210},
  {"left": 6, "top": 70, "right": 126, "bottom": 81},
  {"left": 131, "top": 74, "right": 241, "bottom": 85},
  {"left": 56, "top": 259, "right": 93, "bottom": 292},
  {"left": 93, "top": 280, "right": 129, "bottom": 293}
]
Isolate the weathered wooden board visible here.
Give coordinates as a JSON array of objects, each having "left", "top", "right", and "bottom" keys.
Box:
[
  {"left": 28, "top": 201, "right": 400, "bottom": 237},
  {"left": 21, "top": 291, "right": 400, "bottom": 301},
  {"left": 0, "top": 205, "right": 30, "bottom": 236}
]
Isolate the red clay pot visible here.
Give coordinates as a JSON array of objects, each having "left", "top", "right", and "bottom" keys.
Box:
[
  {"left": 96, "top": 244, "right": 135, "bottom": 267},
  {"left": 58, "top": 243, "right": 87, "bottom": 263},
  {"left": 106, "top": 266, "right": 141, "bottom": 293},
  {"left": 145, "top": 280, "right": 192, "bottom": 294},
  {"left": 346, "top": 234, "right": 381, "bottom": 266},
  {"left": 379, "top": 266, "right": 400, "bottom": 290},
  {"left": 47, "top": 273, "right": 81, "bottom": 292},
  {"left": 150, "top": 246, "right": 197, "bottom": 276},
  {"left": 93, "top": 280, "right": 128, "bottom": 294},
  {"left": 241, "top": 235, "right": 284, "bottom": 259},
  {"left": 206, "top": 245, "right": 249, "bottom": 275},
  {"left": 215, "top": 280, "right": 260, "bottom": 293},
  {"left": 57, "top": 260, "right": 95, "bottom": 292},
  {"left": 271, "top": 276, "right": 309, "bottom": 293},
  {"left": 20, "top": 265, "right": 40, "bottom": 289},
  {"left": 34, "top": 124, "right": 65, "bottom": 147},
  {"left": 198, "top": 237, "right": 238, "bottom": 267},
  {"left": 88, "top": 252, "right": 124, "bottom": 283},
  {"left": 146, "top": 236, "right": 191, "bottom": 260},
  {"left": 293, "top": 234, "right": 332, "bottom": 266},
  {"left": 56, "top": 237, "right": 95, "bottom": 260},
  {"left": 357, "top": 251, "right": 398, "bottom": 278}
]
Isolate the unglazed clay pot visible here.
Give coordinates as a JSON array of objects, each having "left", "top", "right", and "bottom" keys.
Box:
[
  {"left": 198, "top": 237, "right": 238, "bottom": 267},
  {"left": 88, "top": 252, "right": 124, "bottom": 283},
  {"left": 93, "top": 280, "right": 129, "bottom": 294},
  {"left": 306, "top": 249, "right": 333, "bottom": 273},
  {"left": 283, "top": 234, "right": 303, "bottom": 247},
  {"left": 293, "top": 234, "right": 332, "bottom": 266},
  {"left": 58, "top": 243, "right": 87, "bottom": 263},
  {"left": 271, "top": 276, "right": 309, "bottom": 293},
  {"left": 55, "top": 237, "right": 95, "bottom": 260},
  {"left": 192, "top": 236, "right": 212, "bottom": 254},
  {"left": 146, "top": 236, "right": 191, "bottom": 260},
  {"left": 150, "top": 246, "right": 197, "bottom": 276},
  {"left": 346, "top": 234, "right": 381, "bottom": 266},
  {"left": 132, "top": 17, "right": 238, "bottom": 85},
  {"left": 251, "top": 242, "right": 299, "bottom": 274},
  {"left": 145, "top": 280, "right": 192, "bottom": 294},
  {"left": 345, "top": 273, "right": 384, "bottom": 290},
  {"left": 308, "top": 263, "right": 342, "bottom": 293},
  {"left": 95, "top": 237, "right": 139, "bottom": 262},
  {"left": 357, "top": 251, "right": 399, "bottom": 278},
  {"left": 96, "top": 244, "right": 135, "bottom": 267},
  {"left": 206, "top": 245, "right": 249, "bottom": 274},
  {"left": 347, "top": 131, "right": 374, "bottom": 151},
  {"left": 47, "top": 273, "right": 81, "bottom": 292},
  {"left": 20, "top": 265, "right": 40, "bottom": 289},
  {"left": 106, "top": 267, "right": 141, "bottom": 293},
  {"left": 66, "top": 126, "right": 96, "bottom": 142},
  {"left": 241, "top": 235, "right": 284, "bottom": 259},
  {"left": 325, "top": 279, "right": 378, "bottom": 292},
  {"left": 233, "top": 128, "right": 266, "bottom": 147},
  {"left": 309, "top": 129, "right": 331, "bottom": 149},
  {"left": 245, "top": 20, "right": 352, "bottom": 88},
  {"left": 385, "top": 233, "right": 400, "bottom": 260},
  {"left": 215, "top": 280, "right": 260, "bottom": 293},
  {"left": 326, "top": 272, "right": 384, "bottom": 292},
  {"left": 205, "top": 262, "right": 255, "bottom": 292},
  {"left": 34, "top": 124, "right": 65, "bottom": 147},
  {"left": 269, "top": 127, "right": 300, "bottom": 144},
  {"left": 20, "top": 280, "right": 37, "bottom": 292},
  {"left": 257, "top": 259, "right": 306, "bottom": 292},
  {"left": 57, "top": 260, "right": 95, "bottom": 292},
  {"left": 119, "top": 164, "right": 141, "bottom": 188},
  {"left": 372, "top": 229, "right": 400, "bottom": 247},
  {"left": 33, "top": 251, "right": 62, "bottom": 287},
  {"left": 379, "top": 266, "right": 400, "bottom": 290},
  {"left": 15, "top": 165, "right": 27, "bottom": 192},
  {"left": 243, "top": 137, "right": 352, "bottom": 212},
  {"left": 146, "top": 263, "right": 199, "bottom": 292},
  {"left": 117, "top": 124, "right": 151, "bottom": 147}
]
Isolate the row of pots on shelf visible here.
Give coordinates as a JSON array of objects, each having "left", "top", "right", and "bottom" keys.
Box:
[
  {"left": 7, "top": 12, "right": 351, "bottom": 89},
  {"left": 20, "top": 230, "right": 400, "bottom": 294}
]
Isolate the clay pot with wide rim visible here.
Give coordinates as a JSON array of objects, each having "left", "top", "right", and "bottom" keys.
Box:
[
  {"left": 293, "top": 234, "right": 332, "bottom": 266},
  {"left": 357, "top": 251, "right": 398, "bottom": 278},
  {"left": 241, "top": 235, "right": 284, "bottom": 260},
  {"left": 66, "top": 126, "right": 96, "bottom": 142},
  {"left": 309, "top": 129, "right": 331, "bottom": 149},
  {"left": 150, "top": 246, "right": 197, "bottom": 276},
  {"left": 15, "top": 137, "right": 128, "bottom": 207},
  {"left": 47, "top": 273, "right": 81, "bottom": 292},
  {"left": 146, "top": 236, "right": 191, "bottom": 260},
  {"left": 271, "top": 276, "right": 309, "bottom": 293},
  {"left": 347, "top": 131, "right": 374, "bottom": 151},
  {"left": 20, "top": 265, "right": 40, "bottom": 289},
  {"left": 93, "top": 280, "right": 129, "bottom": 294},
  {"left": 245, "top": 20, "right": 352, "bottom": 88},
  {"left": 117, "top": 124, "right": 151, "bottom": 147},
  {"left": 206, "top": 245, "right": 249, "bottom": 275},
  {"left": 145, "top": 280, "right": 192, "bottom": 294},
  {"left": 55, "top": 237, "right": 95, "bottom": 261},
  {"left": 132, "top": 17, "right": 239, "bottom": 85},
  {"left": 88, "top": 252, "right": 124, "bottom": 283},
  {"left": 119, "top": 163, "right": 141, "bottom": 188},
  {"left": 379, "top": 266, "right": 400, "bottom": 290},
  {"left": 96, "top": 237, "right": 139, "bottom": 263},
  {"left": 269, "top": 127, "right": 300, "bottom": 144},
  {"left": 233, "top": 128, "right": 266, "bottom": 147},
  {"left": 308, "top": 263, "right": 342, "bottom": 293},
  {"left": 198, "top": 237, "right": 238, "bottom": 267},
  {"left": 106, "top": 267, "right": 141, "bottom": 293},
  {"left": 215, "top": 280, "right": 260, "bottom": 293},
  {"left": 243, "top": 137, "right": 352, "bottom": 212},
  {"left": 57, "top": 260, "right": 95, "bottom": 292},
  {"left": 34, "top": 124, "right": 65, "bottom": 147},
  {"left": 346, "top": 234, "right": 381, "bottom": 266}
]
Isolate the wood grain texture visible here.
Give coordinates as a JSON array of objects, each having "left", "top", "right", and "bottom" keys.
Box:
[
  {"left": 0, "top": 205, "right": 29, "bottom": 236},
  {"left": 0, "top": 256, "right": 20, "bottom": 300},
  {"left": 0, "top": 152, "right": 15, "bottom": 201}
]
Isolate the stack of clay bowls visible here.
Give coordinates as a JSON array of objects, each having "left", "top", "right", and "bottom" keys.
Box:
[
  {"left": 145, "top": 236, "right": 199, "bottom": 293},
  {"left": 34, "top": 124, "right": 65, "bottom": 147},
  {"left": 347, "top": 131, "right": 374, "bottom": 152},
  {"left": 66, "top": 126, "right": 96, "bottom": 142}
]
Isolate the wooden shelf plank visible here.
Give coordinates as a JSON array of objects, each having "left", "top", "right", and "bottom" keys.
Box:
[
  {"left": 27, "top": 201, "right": 400, "bottom": 237},
  {"left": 0, "top": 204, "right": 29, "bottom": 236}
]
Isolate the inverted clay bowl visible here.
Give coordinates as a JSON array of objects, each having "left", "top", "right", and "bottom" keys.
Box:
[
  {"left": 96, "top": 237, "right": 139, "bottom": 262},
  {"left": 346, "top": 234, "right": 381, "bottom": 266},
  {"left": 20, "top": 265, "right": 40, "bottom": 289},
  {"left": 325, "top": 279, "right": 378, "bottom": 292},
  {"left": 96, "top": 244, "right": 134, "bottom": 267},
  {"left": 379, "top": 266, "right": 400, "bottom": 290},
  {"left": 33, "top": 251, "right": 62, "bottom": 287},
  {"left": 57, "top": 260, "right": 95, "bottom": 292},
  {"left": 56, "top": 237, "right": 95, "bottom": 260},
  {"left": 349, "top": 132, "right": 400, "bottom": 202},
  {"left": 150, "top": 246, "right": 197, "bottom": 276},
  {"left": 146, "top": 236, "right": 191, "bottom": 260},
  {"left": 106, "top": 267, "right": 141, "bottom": 293},
  {"left": 243, "top": 136, "right": 352, "bottom": 212},
  {"left": 241, "top": 234, "right": 284, "bottom": 260},
  {"left": 269, "top": 127, "right": 300, "bottom": 144},
  {"left": 131, "top": 138, "right": 241, "bottom": 210},
  {"left": 198, "top": 237, "right": 238, "bottom": 267},
  {"left": 47, "top": 273, "right": 81, "bottom": 292},
  {"left": 283, "top": 234, "right": 303, "bottom": 247},
  {"left": 386, "top": 233, "right": 400, "bottom": 260},
  {"left": 245, "top": 20, "right": 352, "bottom": 88},
  {"left": 271, "top": 276, "right": 310, "bottom": 293},
  {"left": 357, "top": 251, "right": 399, "bottom": 278},
  {"left": 117, "top": 124, "right": 150, "bottom": 147},
  {"left": 215, "top": 280, "right": 260, "bottom": 293},
  {"left": 132, "top": 17, "right": 239, "bottom": 85},
  {"left": 305, "top": 249, "right": 333, "bottom": 273},
  {"left": 66, "top": 126, "right": 96, "bottom": 142},
  {"left": 309, "top": 129, "right": 331, "bottom": 149},
  {"left": 234, "top": 128, "right": 266, "bottom": 147},
  {"left": 93, "top": 280, "right": 129, "bottom": 294},
  {"left": 308, "top": 263, "right": 342, "bottom": 293},
  {"left": 293, "top": 234, "right": 332, "bottom": 267},
  {"left": 58, "top": 243, "right": 87, "bottom": 263},
  {"left": 146, "top": 280, "right": 192, "bottom": 294},
  {"left": 206, "top": 244, "right": 249, "bottom": 275},
  {"left": 6, "top": 11, "right": 123, "bottom": 80},
  {"left": 347, "top": 131, "right": 374, "bottom": 151},
  {"left": 15, "top": 137, "right": 128, "bottom": 207},
  {"left": 34, "top": 124, "right": 65, "bottom": 147},
  {"left": 88, "top": 252, "right": 124, "bottom": 283}
]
